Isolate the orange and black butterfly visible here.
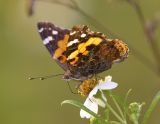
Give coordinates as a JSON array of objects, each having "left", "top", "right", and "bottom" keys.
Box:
[{"left": 37, "top": 22, "right": 129, "bottom": 95}]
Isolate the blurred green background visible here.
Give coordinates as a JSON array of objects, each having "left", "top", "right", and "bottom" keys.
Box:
[{"left": 0, "top": 0, "right": 160, "bottom": 124}]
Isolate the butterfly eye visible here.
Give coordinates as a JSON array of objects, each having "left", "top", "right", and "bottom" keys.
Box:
[{"left": 62, "top": 75, "right": 71, "bottom": 81}]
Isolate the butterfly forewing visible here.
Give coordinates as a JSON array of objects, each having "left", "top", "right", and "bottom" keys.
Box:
[{"left": 37, "top": 22, "right": 70, "bottom": 71}]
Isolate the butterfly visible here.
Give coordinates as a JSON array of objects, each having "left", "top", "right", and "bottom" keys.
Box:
[{"left": 37, "top": 22, "right": 129, "bottom": 95}]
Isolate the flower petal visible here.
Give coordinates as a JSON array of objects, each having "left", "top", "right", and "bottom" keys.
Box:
[
  {"left": 104, "top": 76, "right": 112, "bottom": 82},
  {"left": 98, "top": 81, "right": 118, "bottom": 90},
  {"left": 95, "top": 98, "right": 106, "bottom": 108},
  {"left": 88, "top": 86, "right": 98, "bottom": 98},
  {"left": 99, "top": 76, "right": 112, "bottom": 84},
  {"left": 80, "top": 97, "right": 98, "bottom": 119}
]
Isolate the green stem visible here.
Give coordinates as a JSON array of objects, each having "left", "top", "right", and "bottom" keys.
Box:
[
  {"left": 141, "top": 91, "right": 160, "bottom": 124},
  {"left": 133, "top": 120, "right": 139, "bottom": 124},
  {"left": 109, "top": 121, "right": 122, "bottom": 124},
  {"left": 100, "top": 90, "right": 107, "bottom": 102},
  {"left": 106, "top": 102, "right": 126, "bottom": 124},
  {"left": 124, "top": 89, "right": 132, "bottom": 119},
  {"left": 110, "top": 94, "right": 126, "bottom": 123}
]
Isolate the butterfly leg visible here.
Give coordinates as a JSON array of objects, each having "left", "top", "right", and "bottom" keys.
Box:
[{"left": 66, "top": 81, "right": 78, "bottom": 94}]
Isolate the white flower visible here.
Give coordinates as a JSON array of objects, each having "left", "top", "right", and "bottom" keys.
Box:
[{"left": 80, "top": 76, "right": 118, "bottom": 119}]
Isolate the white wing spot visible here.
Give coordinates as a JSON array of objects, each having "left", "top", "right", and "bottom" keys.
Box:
[
  {"left": 43, "top": 36, "right": 53, "bottom": 45},
  {"left": 107, "top": 39, "right": 113, "bottom": 41},
  {"left": 67, "top": 39, "right": 79, "bottom": 47},
  {"left": 81, "top": 33, "right": 86, "bottom": 38},
  {"left": 52, "top": 30, "right": 58, "bottom": 35},
  {"left": 70, "top": 31, "right": 76, "bottom": 35},
  {"left": 39, "top": 28, "right": 44, "bottom": 33}
]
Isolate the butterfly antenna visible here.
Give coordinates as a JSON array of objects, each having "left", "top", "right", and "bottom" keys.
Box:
[
  {"left": 28, "top": 74, "right": 63, "bottom": 80},
  {"left": 66, "top": 81, "right": 78, "bottom": 94}
]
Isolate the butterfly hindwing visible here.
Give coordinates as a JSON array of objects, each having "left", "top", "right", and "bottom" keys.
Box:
[{"left": 37, "top": 22, "right": 70, "bottom": 70}]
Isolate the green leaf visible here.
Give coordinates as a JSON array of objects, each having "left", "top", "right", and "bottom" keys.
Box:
[
  {"left": 61, "top": 100, "right": 100, "bottom": 119},
  {"left": 141, "top": 91, "right": 160, "bottom": 124}
]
